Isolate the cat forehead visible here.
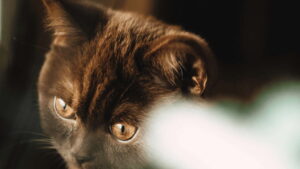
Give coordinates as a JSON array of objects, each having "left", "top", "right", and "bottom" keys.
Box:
[
  {"left": 68, "top": 20, "right": 163, "bottom": 76},
  {"left": 44, "top": 9, "right": 183, "bottom": 97},
  {"left": 50, "top": 9, "right": 178, "bottom": 70},
  {"left": 90, "top": 11, "right": 172, "bottom": 50}
]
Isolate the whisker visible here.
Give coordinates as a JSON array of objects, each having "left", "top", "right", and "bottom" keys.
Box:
[
  {"left": 30, "top": 137, "right": 57, "bottom": 150},
  {"left": 5, "top": 131, "right": 57, "bottom": 151},
  {"left": 10, "top": 131, "right": 49, "bottom": 138}
]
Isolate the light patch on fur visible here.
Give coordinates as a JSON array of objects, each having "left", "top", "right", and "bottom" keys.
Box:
[
  {"left": 162, "top": 53, "right": 183, "bottom": 85},
  {"left": 53, "top": 35, "right": 68, "bottom": 46},
  {"left": 165, "top": 53, "right": 179, "bottom": 74}
]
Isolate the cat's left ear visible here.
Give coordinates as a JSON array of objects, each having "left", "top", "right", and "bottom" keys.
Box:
[
  {"left": 145, "top": 33, "right": 216, "bottom": 96},
  {"left": 42, "top": 0, "right": 107, "bottom": 46}
]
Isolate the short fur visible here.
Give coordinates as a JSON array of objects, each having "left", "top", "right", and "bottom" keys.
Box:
[{"left": 38, "top": 0, "right": 215, "bottom": 168}]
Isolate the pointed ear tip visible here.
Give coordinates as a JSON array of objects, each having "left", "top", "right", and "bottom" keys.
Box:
[
  {"left": 41, "top": 0, "right": 61, "bottom": 8},
  {"left": 42, "top": 0, "right": 60, "bottom": 3},
  {"left": 42, "top": 0, "right": 53, "bottom": 5},
  {"left": 41, "top": 0, "right": 52, "bottom": 8}
]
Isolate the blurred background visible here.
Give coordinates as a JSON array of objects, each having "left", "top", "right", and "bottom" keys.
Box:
[{"left": 0, "top": 0, "right": 299, "bottom": 168}]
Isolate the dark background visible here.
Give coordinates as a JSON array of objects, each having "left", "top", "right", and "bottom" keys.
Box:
[{"left": 0, "top": 0, "right": 299, "bottom": 168}]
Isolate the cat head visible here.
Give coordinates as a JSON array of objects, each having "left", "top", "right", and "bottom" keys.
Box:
[{"left": 38, "top": 0, "right": 215, "bottom": 168}]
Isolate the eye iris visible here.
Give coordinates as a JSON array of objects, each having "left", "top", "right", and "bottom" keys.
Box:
[{"left": 115, "top": 124, "right": 126, "bottom": 135}]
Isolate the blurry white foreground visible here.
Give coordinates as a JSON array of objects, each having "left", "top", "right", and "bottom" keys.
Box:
[{"left": 144, "top": 82, "right": 300, "bottom": 169}]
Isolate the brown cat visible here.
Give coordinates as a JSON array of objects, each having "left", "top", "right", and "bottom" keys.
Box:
[{"left": 38, "top": 0, "right": 215, "bottom": 168}]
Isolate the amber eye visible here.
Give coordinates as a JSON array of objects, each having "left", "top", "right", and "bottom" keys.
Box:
[
  {"left": 54, "top": 96, "right": 76, "bottom": 120},
  {"left": 110, "top": 122, "right": 138, "bottom": 142}
]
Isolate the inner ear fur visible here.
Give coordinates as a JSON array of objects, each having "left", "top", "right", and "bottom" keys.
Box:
[
  {"left": 42, "top": 0, "right": 107, "bottom": 46},
  {"left": 144, "top": 32, "right": 216, "bottom": 96}
]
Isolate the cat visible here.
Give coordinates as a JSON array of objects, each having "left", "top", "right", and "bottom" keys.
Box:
[{"left": 38, "top": 0, "right": 215, "bottom": 168}]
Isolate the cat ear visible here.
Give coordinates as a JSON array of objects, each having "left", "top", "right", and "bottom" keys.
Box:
[
  {"left": 145, "top": 33, "right": 216, "bottom": 96},
  {"left": 42, "top": 0, "right": 107, "bottom": 46}
]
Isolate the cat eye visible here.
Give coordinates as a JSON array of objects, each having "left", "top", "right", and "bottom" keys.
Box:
[
  {"left": 54, "top": 96, "right": 76, "bottom": 120},
  {"left": 110, "top": 122, "right": 138, "bottom": 142}
]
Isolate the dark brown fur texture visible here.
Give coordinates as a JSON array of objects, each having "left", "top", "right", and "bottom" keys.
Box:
[{"left": 38, "top": 0, "right": 215, "bottom": 168}]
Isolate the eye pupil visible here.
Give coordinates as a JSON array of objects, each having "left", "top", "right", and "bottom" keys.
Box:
[{"left": 121, "top": 125, "right": 125, "bottom": 134}]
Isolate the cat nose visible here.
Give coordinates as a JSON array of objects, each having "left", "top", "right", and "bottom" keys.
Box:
[{"left": 73, "top": 154, "right": 94, "bottom": 165}]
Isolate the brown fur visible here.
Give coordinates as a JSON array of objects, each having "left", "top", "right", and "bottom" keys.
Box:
[{"left": 38, "top": 0, "right": 215, "bottom": 168}]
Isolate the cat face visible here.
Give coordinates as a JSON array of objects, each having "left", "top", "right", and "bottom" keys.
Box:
[{"left": 38, "top": 0, "right": 214, "bottom": 169}]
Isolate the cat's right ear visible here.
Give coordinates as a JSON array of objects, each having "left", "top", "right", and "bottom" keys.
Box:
[
  {"left": 144, "top": 32, "right": 217, "bottom": 96},
  {"left": 42, "top": 0, "right": 107, "bottom": 46}
]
